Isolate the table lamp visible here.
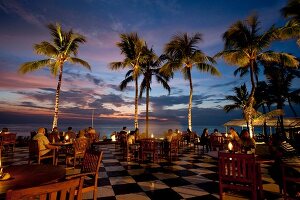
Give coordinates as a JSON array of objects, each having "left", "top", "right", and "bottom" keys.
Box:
[
  {"left": 228, "top": 141, "right": 233, "bottom": 153},
  {"left": 0, "top": 151, "right": 11, "bottom": 180}
]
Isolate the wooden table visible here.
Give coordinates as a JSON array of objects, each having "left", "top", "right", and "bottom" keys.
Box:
[
  {"left": 0, "top": 164, "right": 66, "bottom": 196},
  {"left": 51, "top": 142, "right": 73, "bottom": 146}
]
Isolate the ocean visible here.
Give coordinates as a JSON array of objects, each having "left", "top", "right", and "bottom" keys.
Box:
[{"left": 0, "top": 122, "right": 231, "bottom": 138}]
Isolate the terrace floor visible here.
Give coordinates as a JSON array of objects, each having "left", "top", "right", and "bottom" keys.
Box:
[{"left": 2, "top": 144, "right": 283, "bottom": 200}]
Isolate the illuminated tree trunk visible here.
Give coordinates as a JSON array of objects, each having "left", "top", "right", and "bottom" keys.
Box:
[
  {"left": 187, "top": 69, "right": 193, "bottom": 131},
  {"left": 246, "top": 60, "right": 256, "bottom": 138},
  {"left": 52, "top": 64, "right": 63, "bottom": 130},
  {"left": 134, "top": 77, "right": 139, "bottom": 129}
]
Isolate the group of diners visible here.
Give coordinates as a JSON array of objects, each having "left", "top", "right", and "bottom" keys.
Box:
[
  {"left": 114, "top": 126, "right": 257, "bottom": 153},
  {"left": 31, "top": 126, "right": 99, "bottom": 160}
]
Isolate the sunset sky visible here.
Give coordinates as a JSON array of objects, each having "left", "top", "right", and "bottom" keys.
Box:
[{"left": 0, "top": 0, "right": 299, "bottom": 129}]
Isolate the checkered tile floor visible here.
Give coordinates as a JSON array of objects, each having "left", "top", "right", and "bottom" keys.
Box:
[{"left": 2, "top": 145, "right": 283, "bottom": 199}]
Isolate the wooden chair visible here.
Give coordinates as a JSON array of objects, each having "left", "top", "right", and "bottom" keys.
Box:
[
  {"left": 218, "top": 152, "right": 262, "bottom": 200},
  {"left": 210, "top": 135, "right": 224, "bottom": 151},
  {"left": 66, "top": 150, "right": 103, "bottom": 200},
  {"left": 0, "top": 133, "right": 17, "bottom": 153},
  {"left": 28, "top": 140, "right": 56, "bottom": 165},
  {"left": 6, "top": 176, "right": 84, "bottom": 200},
  {"left": 281, "top": 163, "right": 300, "bottom": 199},
  {"left": 66, "top": 138, "right": 89, "bottom": 167},
  {"left": 169, "top": 139, "right": 179, "bottom": 161},
  {"left": 140, "top": 139, "right": 159, "bottom": 162}
]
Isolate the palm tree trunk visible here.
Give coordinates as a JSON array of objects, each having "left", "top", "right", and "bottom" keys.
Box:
[
  {"left": 262, "top": 104, "right": 268, "bottom": 141},
  {"left": 146, "top": 85, "right": 150, "bottom": 138},
  {"left": 247, "top": 60, "right": 256, "bottom": 138},
  {"left": 52, "top": 65, "right": 63, "bottom": 130},
  {"left": 134, "top": 77, "right": 139, "bottom": 129},
  {"left": 187, "top": 69, "right": 193, "bottom": 131}
]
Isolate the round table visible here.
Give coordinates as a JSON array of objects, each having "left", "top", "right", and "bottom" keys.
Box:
[{"left": 0, "top": 164, "right": 66, "bottom": 196}]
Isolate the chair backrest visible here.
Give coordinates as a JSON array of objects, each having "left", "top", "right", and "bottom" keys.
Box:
[
  {"left": 170, "top": 139, "right": 179, "bottom": 149},
  {"left": 218, "top": 152, "right": 256, "bottom": 184},
  {"left": 1, "top": 133, "right": 17, "bottom": 144},
  {"left": 6, "top": 176, "right": 84, "bottom": 200},
  {"left": 73, "top": 138, "right": 89, "bottom": 154},
  {"left": 140, "top": 139, "right": 156, "bottom": 151},
  {"left": 210, "top": 135, "right": 224, "bottom": 145},
  {"left": 81, "top": 150, "right": 103, "bottom": 174},
  {"left": 29, "top": 139, "right": 40, "bottom": 156}
]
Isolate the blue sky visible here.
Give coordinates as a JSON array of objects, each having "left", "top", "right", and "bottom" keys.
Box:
[{"left": 0, "top": 0, "right": 299, "bottom": 130}]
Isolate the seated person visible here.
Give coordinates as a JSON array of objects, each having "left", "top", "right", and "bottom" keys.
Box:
[
  {"left": 33, "top": 127, "right": 59, "bottom": 156},
  {"left": 119, "top": 126, "right": 128, "bottom": 135},
  {"left": 86, "top": 127, "right": 99, "bottom": 142},
  {"left": 127, "top": 132, "right": 135, "bottom": 145},
  {"left": 166, "top": 129, "right": 177, "bottom": 142},
  {"left": 240, "top": 129, "right": 256, "bottom": 152},
  {"left": 229, "top": 127, "right": 240, "bottom": 141},
  {"left": 65, "top": 126, "right": 76, "bottom": 140},
  {"left": 77, "top": 129, "right": 87, "bottom": 138},
  {"left": 49, "top": 127, "right": 60, "bottom": 142},
  {"left": 211, "top": 129, "right": 222, "bottom": 136},
  {"left": 1, "top": 127, "right": 9, "bottom": 133}
]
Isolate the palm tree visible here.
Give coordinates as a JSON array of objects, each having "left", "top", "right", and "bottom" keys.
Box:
[
  {"left": 264, "top": 59, "right": 300, "bottom": 133},
  {"left": 280, "top": 0, "right": 300, "bottom": 46},
  {"left": 161, "top": 33, "right": 220, "bottom": 131},
  {"left": 139, "top": 48, "right": 171, "bottom": 137},
  {"left": 224, "top": 84, "right": 249, "bottom": 115},
  {"left": 19, "top": 23, "right": 90, "bottom": 130},
  {"left": 216, "top": 14, "right": 297, "bottom": 137},
  {"left": 110, "top": 33, "right": 147, "bottom": 129}
]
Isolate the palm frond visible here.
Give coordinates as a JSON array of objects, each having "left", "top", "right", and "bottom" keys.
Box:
[
  {"left": 195, "top": 63, "right": 221, "bottom": 76},
  {"left": 68, "top": 57, "right": 91, "bottom": 70},
  {"left": 34, "top": 42, "right": 59, "bottom": 57},
  {"left": 120, "top": 75, "right": 134, "bottom": 91},
  {"left": 19, "top": 59, "right": 52, "bottom": 74}
]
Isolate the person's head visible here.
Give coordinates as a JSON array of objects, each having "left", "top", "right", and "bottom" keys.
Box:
[
  {"left": 122, "top": 126, "right": 126, "bottom": 130},
  {"left": 202, "top": 128, "right": 208, "bottom": 135},
  {"left": 214, "top": 129, "right": 218, "bottom": 133},
  {"left": 175, "top": 129, "right": 179, "bottom": 134},
  {"left": 229, "top": 127, "right": 235, "bottom": 133},
  {"left": 168, "top": 129, "right": 173, "bottom": 134},
  {"left": 88, "top": 128, "right": 96, "bottom": 134},
  {"left": 187, "top": 128, "right": 191, "bottom": 133},
  {"left": 78, "top": 129, "right": 85, "bottom": 138},
  {"left": 68, "top": 127, "right": 72, "bottom": 131},
  {"left": 52, "top": 127, "right": 58, "bottom": 132},
  {"left": 1, "top": 127, "right": 8, "bottom": 133},
  {"left": 241, "top": 129, "right": 249, "bottom": 138},
  {"left": 37, "top": 127, "right": 46, "bottom": 135}
]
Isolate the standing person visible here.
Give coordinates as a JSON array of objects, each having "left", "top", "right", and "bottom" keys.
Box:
[
  {"left": 33, "top": 127, "right": 59, "bottom": 156},
  {"left": 200, "top": 128, "right": 211, "bottom": 152}
]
